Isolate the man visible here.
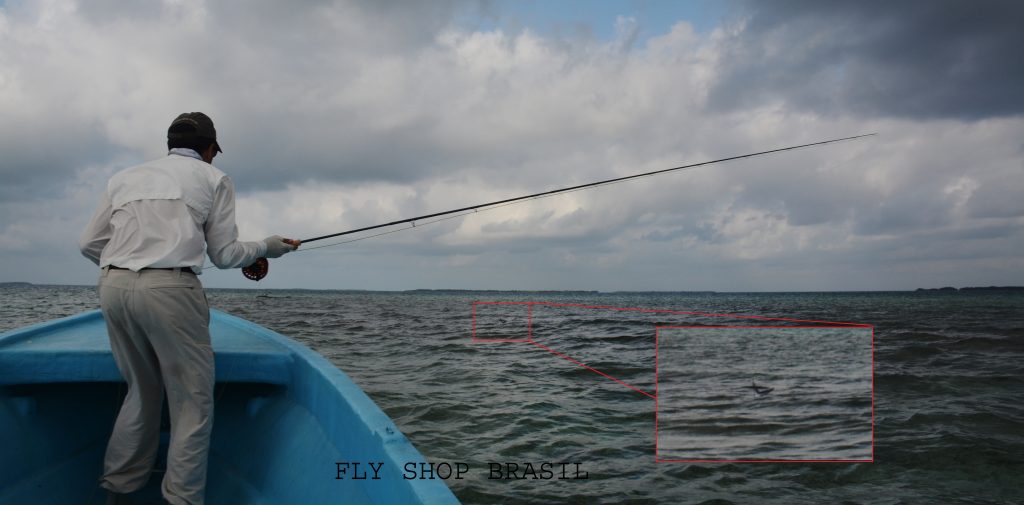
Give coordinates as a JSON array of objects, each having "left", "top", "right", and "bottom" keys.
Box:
[{"left": 79, "top": 112, "right": 298, "bottom": 505}]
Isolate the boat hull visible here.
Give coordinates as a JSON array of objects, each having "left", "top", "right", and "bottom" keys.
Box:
[{"left": 0, "top": 309, "right": 460, "bottom": 504}]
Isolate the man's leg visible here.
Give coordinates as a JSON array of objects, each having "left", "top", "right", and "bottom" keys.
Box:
[
  {"left": 136, "top": 270, "right": 215, "bottom": 505},
  {"left": 99, "top": 269, "right": 166, "bottom": 493}
]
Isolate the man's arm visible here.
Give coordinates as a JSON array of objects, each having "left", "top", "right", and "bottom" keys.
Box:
[
  {"left": 204, "top": 177, "right": 269, "bottom": 269},
  {"left": 79, "top": 191, "right": 113, "bottom": 265}
]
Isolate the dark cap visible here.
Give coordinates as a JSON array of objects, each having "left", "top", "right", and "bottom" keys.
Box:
[{"left": 168, "top": 112, "right": 223, "bottom": 153}]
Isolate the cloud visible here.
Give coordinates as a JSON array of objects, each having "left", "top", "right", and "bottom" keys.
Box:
[
  {"left": 710, "top": 0, "right": 1024, "bottom": 120},
  {"left": 0, "top": 0, "right": 479, "bottom": 193},
  {"left": 0, "top": 0, "right": 1022, "bottom": 290}
]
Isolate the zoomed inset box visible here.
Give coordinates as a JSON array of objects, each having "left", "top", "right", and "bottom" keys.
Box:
[{"left": 655, "top": 326, "right": 873, "bottom": 463}]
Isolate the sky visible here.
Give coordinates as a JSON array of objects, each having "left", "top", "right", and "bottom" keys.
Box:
[{"left": 1, "top": 0, "right": 1022, "bottom": 291}]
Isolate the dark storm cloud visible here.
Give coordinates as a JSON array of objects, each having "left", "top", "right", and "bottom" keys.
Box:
[
  {"left": 207, "top": 0, "right": 471, "bottom": 55},
  {"left": 711, "top": 0, "right": 1024, "bottom": 119},
  {"left": 0, "top": 0, "right": 487, "bottom": 194},
  {"left": 74, "top": 0, "right": 470, "bottom": 49},
  {"left": 0, "top": 122, "right": 116, "bottom": 201}
]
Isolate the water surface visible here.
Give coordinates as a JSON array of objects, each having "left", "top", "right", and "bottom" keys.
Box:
[{"left": 2, "top": 285, "right": 1022, "bottom": 504}]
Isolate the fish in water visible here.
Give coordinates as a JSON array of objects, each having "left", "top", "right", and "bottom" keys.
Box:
[{"left": 751, "top": 381, "right": 773, "bottom": 395}]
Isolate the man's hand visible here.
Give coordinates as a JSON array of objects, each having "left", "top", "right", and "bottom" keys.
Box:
[{"left": 263, "top": 235, "right": 300, "bottom": 258}]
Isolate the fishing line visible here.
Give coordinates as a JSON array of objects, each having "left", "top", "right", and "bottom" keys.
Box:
[
  {"left": 238, "top": 133, "right": 876, "bottom": 280},
  {"left": 295, "top": 182, "right": 609, "bottom": 252}
]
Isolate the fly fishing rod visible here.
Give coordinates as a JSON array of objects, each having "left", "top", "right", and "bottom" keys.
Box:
[{"left": 241, "top": 133, "right": 875, "bottom": 280}]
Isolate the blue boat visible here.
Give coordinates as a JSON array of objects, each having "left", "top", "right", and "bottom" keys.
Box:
[{"left": 0, "top": 309, "right": 461, "bottom": 505}]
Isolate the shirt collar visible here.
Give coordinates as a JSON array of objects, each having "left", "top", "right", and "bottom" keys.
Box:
[{"left": 168, "top": 148, "right": 203, "bottom": 161}]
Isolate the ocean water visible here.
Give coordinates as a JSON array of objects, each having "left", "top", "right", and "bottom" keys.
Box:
[{"left": 2, "top": 285, "right": 1022, "bottom": 504}]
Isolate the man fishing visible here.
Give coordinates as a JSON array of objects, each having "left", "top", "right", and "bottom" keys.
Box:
[{"left": 79, "top": 112, "right": 299, "bottom": 505}]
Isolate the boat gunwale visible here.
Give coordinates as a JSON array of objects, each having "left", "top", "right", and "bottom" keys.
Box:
[{"left": 0, "top": 309, "right": 462, "bottom": 504}]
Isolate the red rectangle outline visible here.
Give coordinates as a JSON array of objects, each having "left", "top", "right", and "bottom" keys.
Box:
[
  {"left": 654, "top": 325, "right": 875, "bottom": 464},
  {"left": 472, "top": 300, "right": 873, "bottom": 327},
  {"left": 470, "top": 300, "right": 874, "bottom": 462}
]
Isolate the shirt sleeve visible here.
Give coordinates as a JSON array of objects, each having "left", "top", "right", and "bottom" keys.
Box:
[
  {"left": 79, "top": 191, "right": 113, "bottom": 266},
  {"left": 204, "top": 177, "right": 268, "bottom": 269}
]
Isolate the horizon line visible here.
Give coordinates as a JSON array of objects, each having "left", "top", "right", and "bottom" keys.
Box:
[{"left": 2, "top": 281, "right": 1021, "bottom": 294}]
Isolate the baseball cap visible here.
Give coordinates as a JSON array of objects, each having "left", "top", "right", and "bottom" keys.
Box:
[{"left": 168, "top": 112, "right": 223, "bottom": 153}]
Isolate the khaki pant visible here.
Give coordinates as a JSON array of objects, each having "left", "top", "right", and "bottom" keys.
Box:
[{"left": 98, "top": 267, "right": 214, "bottom": 505}]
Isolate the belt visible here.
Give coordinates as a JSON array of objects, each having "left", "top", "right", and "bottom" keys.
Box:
[{"left": 107, "top": 265, "right": 195, "bottom": 275}]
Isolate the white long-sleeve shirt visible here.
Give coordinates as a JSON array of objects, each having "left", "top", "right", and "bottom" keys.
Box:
[{"left": 79, "top": 148, "right": 267, "bottom": 274}]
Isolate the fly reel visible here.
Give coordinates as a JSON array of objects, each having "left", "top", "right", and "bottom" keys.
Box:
[{"left": 242, "top": 257, "right": 269, "bottom": 281}]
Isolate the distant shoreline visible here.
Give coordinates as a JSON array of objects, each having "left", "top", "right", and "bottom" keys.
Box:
[{"left": 913, "top": 286, "right": 1024, "bottom": 293}]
